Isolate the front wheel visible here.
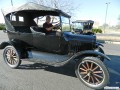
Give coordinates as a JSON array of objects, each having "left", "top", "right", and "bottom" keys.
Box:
[
  {"left": 75, "top": 57, "right": 109, "bottom": 89},
  {"left": 3, "top": 45, "right": 22, "bottom": 69}
]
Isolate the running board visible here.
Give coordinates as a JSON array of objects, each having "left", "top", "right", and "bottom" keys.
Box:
[{"left": 22, "top": 50, "right": 71, "bottom": 67}]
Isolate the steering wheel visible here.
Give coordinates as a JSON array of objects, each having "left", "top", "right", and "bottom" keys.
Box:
[
  {"left": 54, "top": 23, "right": 61, "bottom": 29},
  {"left": 51, "top": 17, "right": 61, "bottom": 30}
]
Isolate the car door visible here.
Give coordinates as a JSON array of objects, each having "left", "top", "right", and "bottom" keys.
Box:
[
  {"left": 18, "top": 32, "right": 33, "bottom": 46},
  {"left": 33, "top": 33, "right": 62, "bottom": 53}
]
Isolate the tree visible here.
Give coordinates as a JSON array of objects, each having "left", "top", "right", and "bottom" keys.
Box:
[
  {"left": 0, "top": 23, "right": 5, "bottom": 30},
  {"left": 99, "top": 23, "right": 109, "bottom": 29},
  {"left": 27, "top": 0, "right": 80, "bottom": 15},
  {"left": 116, "top": 15, "right": 120, "bottom": 29}
]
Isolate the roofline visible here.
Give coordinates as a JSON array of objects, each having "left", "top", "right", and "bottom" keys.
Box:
[{"left": 2, "top": 2, "right": 71, "bottom": 18}]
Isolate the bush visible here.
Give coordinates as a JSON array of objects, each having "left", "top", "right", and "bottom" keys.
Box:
[
  {"left": 92, "top": 28, "right": 102, "bottom": 33},
  {"left": 0, "top": 24, "right": 6, "bottom": 30},
  {"left": 62, "top": 26, "right": 70, "bottom": 31}
]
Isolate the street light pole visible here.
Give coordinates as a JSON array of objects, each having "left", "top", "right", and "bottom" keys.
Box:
[
  {"left": 11, "top": 0, "right": 13, "bottom": 6},
  {"left": 10, "top": 0, "right": 13, "bottom": 21},
  {"left": 104, "top": 2, "right": 110, "bottom": 33}
]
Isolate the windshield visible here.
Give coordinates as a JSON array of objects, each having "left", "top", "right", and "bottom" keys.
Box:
[
  {"left": 61, "top": 16, "right": 70, "bottom": 32},
  {"left": 73, "top": 23, "right": 83, "bottom": 30}
]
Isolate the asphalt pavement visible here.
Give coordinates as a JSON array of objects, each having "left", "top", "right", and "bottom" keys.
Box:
[
  {"left": 0, "top": 31, "right": 120, "bottom": 90},
  {"left": 102, "top": 44, "right": 120, "bottom": 88}
]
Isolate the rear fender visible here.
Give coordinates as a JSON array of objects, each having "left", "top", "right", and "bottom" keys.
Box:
[
  {"left": 0, "top": 40, "right": 21, "bottom": 49},
  {"left": 0, "top": 41, "right": 27, "bottom": 59},
  {"left": 0, "top": 41, "right": 13, "bottom": 49}
]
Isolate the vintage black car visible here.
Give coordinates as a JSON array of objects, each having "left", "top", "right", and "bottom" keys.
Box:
[
  {"left": 72, "top": 20, "right": 94, "bottom": 35},
  {"left": 0, "top": 3, "right": 110, "bottom": 89}
]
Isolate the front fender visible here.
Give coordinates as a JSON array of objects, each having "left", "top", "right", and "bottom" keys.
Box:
[
  {"left": 72, "top": 50, "right": 111, "bottom": 61},
  {"left": 96, "top": 42, "right": 104, "bottom": 47},
  {"left": 54, "top": 50, "right": 110, "bottom": 67}
]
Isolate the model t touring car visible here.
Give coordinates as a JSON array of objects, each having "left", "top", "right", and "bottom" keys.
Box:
[
  {"left": 72, "top": 20, "right": 94, "bottom": 34},
  {"left": 0, "top": 3, "right": 110, "bottom": 89}
]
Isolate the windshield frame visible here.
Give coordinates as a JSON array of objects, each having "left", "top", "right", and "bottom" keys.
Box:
[{"left": 60, "top": 15, "right": 71, "bottom": 32}]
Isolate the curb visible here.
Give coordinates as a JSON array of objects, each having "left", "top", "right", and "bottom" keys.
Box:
[
  {"left": 97, "top": 40, "right": 120, "bottom": 45},
  {"left": 105, "top": 41, "right": 120, "bottom": 44}
]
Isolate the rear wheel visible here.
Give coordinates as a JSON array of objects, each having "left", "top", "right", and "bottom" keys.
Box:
[
  {"left": 75, "top": 57, "right": 109, "bottom": 89},
  {"left": 3, "top": 45, "right": 21, "bottom": 69}
]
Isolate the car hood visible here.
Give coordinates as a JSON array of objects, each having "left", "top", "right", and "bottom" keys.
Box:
[{"left": 63, "top": 32, "right": 96, "bottom": 43}]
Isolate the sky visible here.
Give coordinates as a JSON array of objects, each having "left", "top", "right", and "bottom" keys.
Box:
[
  {"left": 0, "top": 0, "right": 119, "bottom": 26},
  {"left": 73, "top": 0, "right": 120, "bottom": 26}
]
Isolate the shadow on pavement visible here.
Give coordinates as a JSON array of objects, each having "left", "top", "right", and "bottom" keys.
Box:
[
  {"left": 103, "top": 55, "right": 120, "bottom": 89},
  {"left": 19, "top": 61, "right": 76, "bottom": 77}
]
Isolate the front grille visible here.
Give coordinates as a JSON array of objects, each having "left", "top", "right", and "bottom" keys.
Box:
[{"left": 68, "top": 40, "right": 81, "bottom": 54}]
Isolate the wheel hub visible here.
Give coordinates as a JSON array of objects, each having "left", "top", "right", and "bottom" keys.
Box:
[
  {"left": 5, "top": 49, "right": 18, "bottom": 65},
  {"left": 87, "top": 70, "right": 93, "bottom": 76},
  {"left": 10, "top": 55, "right": 14, "bottom": 60}
]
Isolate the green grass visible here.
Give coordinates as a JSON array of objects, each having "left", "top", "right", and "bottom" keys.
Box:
[{"left": 0, "top": 24, "right": 5, "bottom": 30}]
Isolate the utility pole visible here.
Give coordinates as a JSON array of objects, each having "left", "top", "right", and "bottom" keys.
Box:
[
  {"left": 104, "top": 2, "right": 110, "bottom": 33},
  {"left": 11, "top": 0, "right": 13, "bottom": 6},
  {"left": 10, "top": 0, "right": 14, "bottom": 21}
]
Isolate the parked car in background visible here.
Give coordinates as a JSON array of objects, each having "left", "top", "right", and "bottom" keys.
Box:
[{"left": 72, "top": 20, "right": 94, "bottom": 35}]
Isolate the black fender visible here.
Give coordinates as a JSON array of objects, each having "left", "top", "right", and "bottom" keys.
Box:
[
  {"left": 54, "top": 50, "right": 110, "bottom": 67},
  {"left": 0, "top": 40, "right": 28, "bottom": 59},
  {"left": 72, "top": 50, "right": 110, "bottom": 61},
  {"left": 0, "top": 41, "right": 14, "bottom": 49},
  {"left": 96, "top": 42, "right": 104, "bottom": 47},
  {"left": 0, "top": 39, "right": 22, "bottom": 49},
  {"left": 0, "top": 39, "right": 30, "bottom": 49}
]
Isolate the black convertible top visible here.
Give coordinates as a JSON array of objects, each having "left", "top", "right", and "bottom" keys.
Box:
[
  {"left": 2, "top": 2, "right": 71, "bottom": 30},
  {"left": 2, "top": 2, "right": 70, "bottom": 18}
]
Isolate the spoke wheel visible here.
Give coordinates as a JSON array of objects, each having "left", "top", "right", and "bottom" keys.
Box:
[
  {"left": 75, "top": 57, "right": 109, "bottom": 89},
  {"left": 79, "top": 61, "right": 104, "bottom": 85},
  {"left": 3, "top": 45, "right": 21, "bottom": 68}
]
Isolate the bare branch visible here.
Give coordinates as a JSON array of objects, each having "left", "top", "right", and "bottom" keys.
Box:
[{"left": 26, "top": 0, "right": 81, "bottom": 16}]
